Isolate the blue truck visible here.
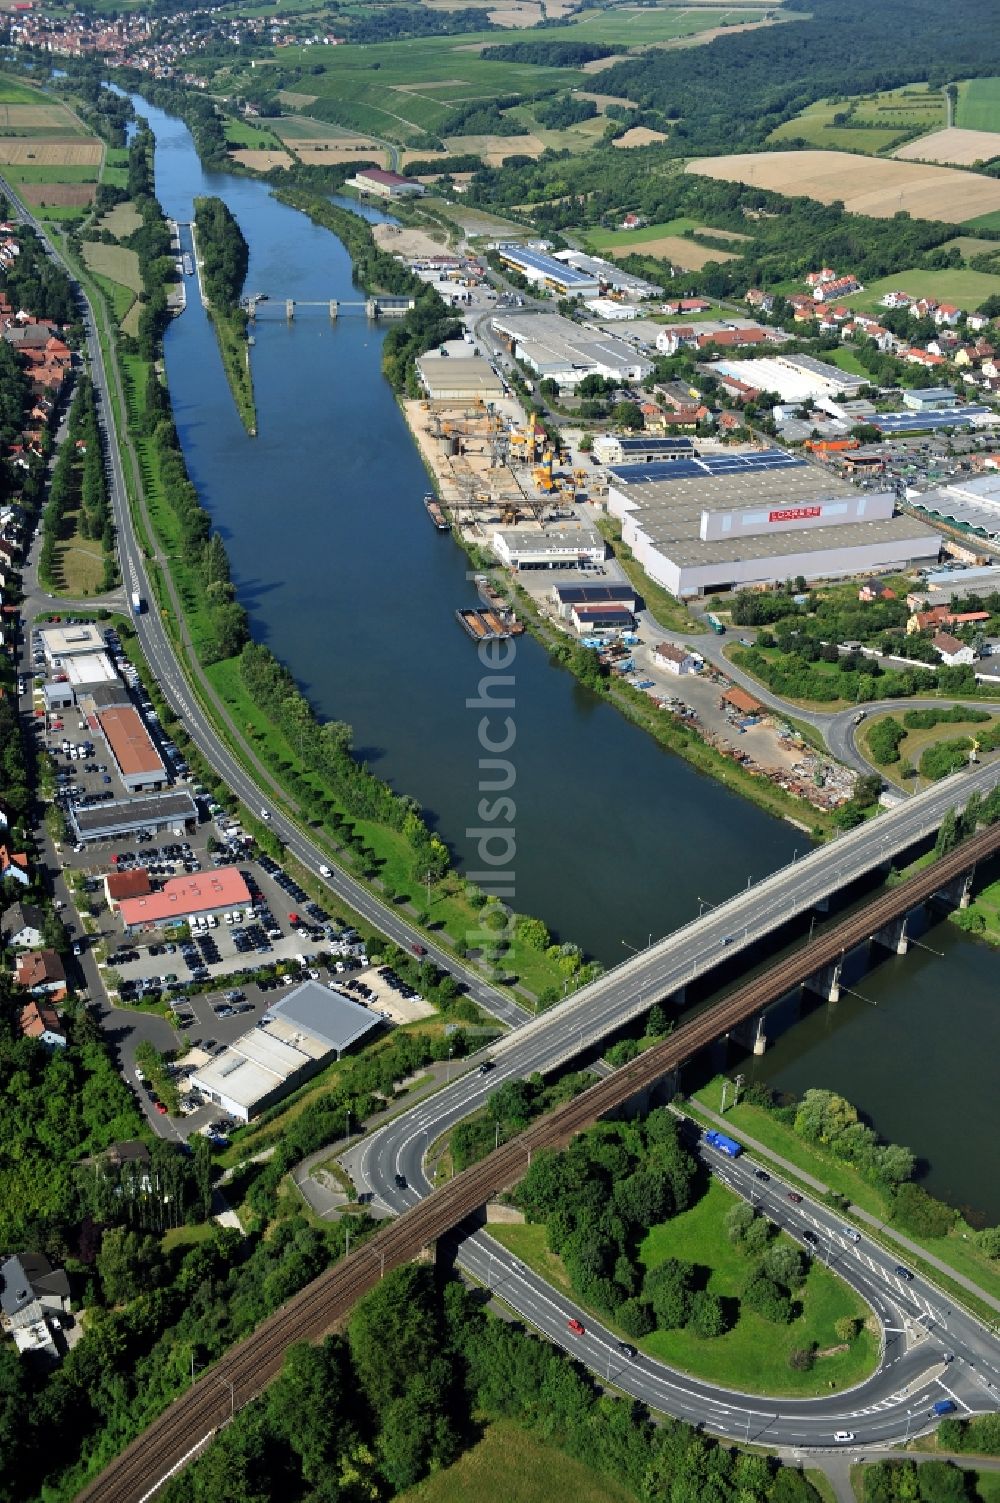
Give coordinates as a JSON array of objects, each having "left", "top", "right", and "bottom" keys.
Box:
[{"left": 703, "top": 1129, "right": 742, "bottom": 1158}]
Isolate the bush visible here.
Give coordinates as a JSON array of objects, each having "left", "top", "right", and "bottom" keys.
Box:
[
  {"left": 688, "top": 1289, "right": 728, "bottom": 1339},
  {"left": 742, "top": 1269, "right": 793, "bottom": 1324},
  {"left": 788, "top": 1346, "right": 815, "bottom": 1371},
  {"left": 868, "top": 716, "right": 907, "bottom": 765},
  {"left": 617, "top": 1296, "right": 655, "bottom": 1337},
  {"left": 891, "top": 1182, "right": 958, "bottom": 1238}
]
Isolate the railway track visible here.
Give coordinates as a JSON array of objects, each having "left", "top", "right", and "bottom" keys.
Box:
[{"left": 76, "top": 825, "right": 1000, "bottom": 1503}]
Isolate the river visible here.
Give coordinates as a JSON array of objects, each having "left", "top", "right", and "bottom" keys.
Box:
[{"left": 132, "top": 95, "right": 999, "bottom": 1221}]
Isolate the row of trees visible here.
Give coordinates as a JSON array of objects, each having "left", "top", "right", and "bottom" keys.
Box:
[
  {"left": 160, "top": 1263, "right": 832, "bottom": 1503},
  {"left": 38, "top": 376, "right": 116, "bottom": 591}
]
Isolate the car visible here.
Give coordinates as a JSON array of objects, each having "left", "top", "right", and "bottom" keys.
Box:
[
  {"left": 754, "top": 1169, "right": 770, "bottom": 1181},
  {"left": 319, "top": 864, "right": 332, "bottom": 878},
  {"left": 787, "top": 1191, "right": 803, "bottom": 1204},
  {"left": 567, "top": 1318, "right": 585, "bottom": 1336},
  {"left": 478, "top": 1060, "right": 495, "bottom": 1075},
  {"left": 260, "top": 807, "right": 271, "bottom": 820},
  {"left": 618, "top": 1342, "right": 637, "bottom": 1358},
  {"left": 410, "top": 942, "right": 427, "bottom": 956},
  {"left": 840, "top": 1226, "right": 861, "bottom": 1243},
  {"left": 154, "top": 1102, "right": 168, "bottom": 1116},
  {"left": 942, "top": 1352, "right": 955, "bottom": 1364},
  {"left": 834, "top": 1432, "right": 856, "bottom": 1444},
  {"left": 394, "top": 1172, "right": 407, "bottom": 1189},
  {"left": 802, "top": 1230, "right": 819, "bottom": 1246},
  {"left": 895, "top": 1265, "right": 914, "bottom": 1281}
]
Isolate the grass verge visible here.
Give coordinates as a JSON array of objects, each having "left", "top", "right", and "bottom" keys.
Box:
[
  {"left": 594, "top": 514, "right": 706, "bottom": 635},
  {"left": 395, "top": 1418, "right": 637, "bottom": 1503}
]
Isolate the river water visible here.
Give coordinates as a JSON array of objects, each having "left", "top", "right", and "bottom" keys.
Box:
[{"left": 133, "top": 95, "right": 998, "bottom": 1220}]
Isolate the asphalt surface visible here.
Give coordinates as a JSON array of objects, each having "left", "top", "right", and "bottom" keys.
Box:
[{"left": 345, "top": 1064, "right": 1000, "bottom": 1450}]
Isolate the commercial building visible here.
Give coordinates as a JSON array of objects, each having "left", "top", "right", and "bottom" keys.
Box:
[
  {"left": 68, "top": 789, "right": 198, "bottom": 846},
  {"left": 909, "top": 475, "right": 1000, "bottom": 544},
  {"left": 592, "top": 435, "right": 695, "bottom": 467},
  {"left": 554, "top": 249, "right": 661, "bottom": 299},
  {"left": 118, "top": 866, "right": 251, "bottom": 933},
  {"left": 584, "top": 298, "right": 639, "bottom": 321},
  {"left": 551, "top": 582, "right": 638, "bottom": 618},
  {"left": 63, "top": 652, "right": 118, "bottom": 690},
  {"left": 190, "top": 981, "right": 379, "bottom": 1121},
  {"left": 491, "top": 523, "right": 606, "bottom": 571},
  {"left": 415, "top": 353, "right": 506, "bottom": 403},
  {"left": 903, "top": 386, "right": 956, "bottom": 410},
  {"left": 496, "top": 245, "right": 600, "bottom": 298},
  {"left": 491, "top": 311, "right": 652, "bottom": 387},
  {"left": 654, "top": 641, "right": 699, "bottom": 675},
  {"left": 872, "top": 406, "right": 996, "bottom": 436},
  {"left": 571, "top": 602, "right": 634, "bottom": 633},
  {"left": 708, "top": 353, "right": 868, "bottom": 404},
  {"left": 95, "top": 705, "right": 166, "bottom": 792},
  {"left": 606, "top": 449, "right": 940, "bottom": 597},
  {"left": 37, "top": 622, "right": 105, "bottom": 665},
  {"left": 349, "top": 168, "right": 425, "bottom": 199}
]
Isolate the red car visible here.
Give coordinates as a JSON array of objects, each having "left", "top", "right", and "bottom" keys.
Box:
[
  {"left": 411, "top": 942, "right": 427, "bottom": 956},
  {"left": 567, "top": 1318, "right": 585, "bottom": 1336},
  {"left": 787, "top": 1192, "right": 803, "bottom": 1204},
  {"left": 154, "top": 1102, "right": 168, "bottom": 1116}
]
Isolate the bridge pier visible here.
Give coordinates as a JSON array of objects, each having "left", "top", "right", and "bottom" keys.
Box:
[
  {"left": 932, "top": 870, "right": 975, "bottom": 911},
  {"left": 727, "top": 1013, "right": 768, "bottom": 1056},
  {"left": 286, "top": 299, "right": 295, "bottom": 320},
  {"left": 366, "top": 298, "right": 378, "bottom": 319},
  {"left": 329, "top": 300, "right": 339, "bottom": 320},
  {"left": 872, "top": 915, "right": 909, "bottom": 956},
  {"left": 805, "top": 961, "right": 842, "bottom": 1003}
]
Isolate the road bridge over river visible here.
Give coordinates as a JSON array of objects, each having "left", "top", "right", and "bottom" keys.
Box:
[{"left": 76, "top": 824, "right": 1000, "bottom": 1503}]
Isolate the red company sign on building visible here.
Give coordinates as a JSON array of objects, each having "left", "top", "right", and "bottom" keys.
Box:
[{"left": 769, "top": 505, "right": 821, "bottom": 524}]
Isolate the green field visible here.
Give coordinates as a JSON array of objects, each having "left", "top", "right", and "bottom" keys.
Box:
[
  {"left": 492, "top": 1177, "right": 878, "bottom": 1397},
  {"left": 540, "top": 6, "right": 765, "bottom": 46},
  {"left": 956, "top": 77, "right": 1000, "bottom": 133},
  {"left": 0, "top": 76, "right": 46, "bottom": 103},
  {"left": 821, "top": 345, "right": 870, "bottom": 377},
  {"left": 939, "top": 235, "right": 1000, "bottom": 263},
  {"left": 842, "top": 265, "right": 1000, "bottom": 313},
  {"left": 0, "top": 162, "right": 98, "bottom": 183},
  {"left": 223, "top": 115, "right": 284, "bottom": 151},
  {"left": 964, "top": 209, "right": 1000, "bottom": 232},
  {"left": 770, "top": 86, "right": 944, "bottom": 155},
  {"left": 586, "top": 216, "right": 700, "bottom": 249},
  {"left": 396, "top": 1419, "right": 637, "bottom": 1503}
]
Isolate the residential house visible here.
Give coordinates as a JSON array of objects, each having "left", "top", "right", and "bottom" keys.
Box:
[
  {"left": 660, "top": 297, "right": 712, "bottom": 315},
  {"left": 1, "top": 900, "right": 45, "bottom": 949},
  {"left": 0, "top": 843, "right": 29, "bottom": 887},
  {"left": 932, "top": 631, "right": 975, "bottom": 666},
  {"left": 654, "top": 641, "right": 699, "bottom": 675},
  {"left": 717, "top": 375, "right": 760, "bottom": 403},
  {"left": 621, "top": 212, "right": 645, "bottom": 231},
  {"left": 696, "top": 327, "right": 770, "bottom": 350},
  {"left": 655, "top": 325, "right": 696, "bottom": 355},
  {"left": 858, "top": 580, "right": 896, "bottom": 602},
  {"left": 909, "top": 298, "right": 940, "bottom": 320},
  {"left": 967, "top": 312, "right": 991, "bottom": 333},
  {"left": 904, "top": 347, "right": 946, "bottom": 369},
  {"left": 14, "top": 948, "right": 67, "bottom": 1000},
  {"left": 881, "top": 291, "right": 913, "bottom": 310},
  {"left": 19, "top": 998, "right": 67, "bottom": 1049},
  {"left": 905, "top": 605, "right": 990, "bottom": 632},
  {"left": 805, "top": 267, "right": 837, "bottom": 287},
  {"left": 745, "top": 289, "right": 774, "bottom": 312},
  {"left": 934, "top": 303, "right": 963, "bottom": 327},
  {"left": 813, "top": 275, "right": 861, "bottom": 303},
  {"left": 104, "top": 866, "right": 152, "bottom": 909},
  {"left": 0, "top": 1253, "right": 70, "bottom": 1359}
]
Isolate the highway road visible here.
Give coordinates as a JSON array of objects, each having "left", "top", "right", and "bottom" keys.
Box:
[{"left": 346, "top": 1052, "right": 1000, "bottom": 1452}]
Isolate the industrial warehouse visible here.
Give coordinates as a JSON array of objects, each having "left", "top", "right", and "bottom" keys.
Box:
[
  {"left": 495, "top": 244, "right": 602, "bottom": 298},
  {"left": 491, "top": 311, "right": 653, "bottom": 386},
  {"left": 606, "top": 449, "right": 940, "bottom": 597},
  {"left": 190, "top": 981, "right": 379, "bottom": 1121},
  {"left": 710, "top": 353, "right": 869, "bottom": 404}
]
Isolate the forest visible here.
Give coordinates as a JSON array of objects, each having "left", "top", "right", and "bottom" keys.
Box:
[
  {"left": 158, "top": 1262, "right": 838, "bottom": 1503},
  {"left": 193, "top": 197, "right": 250, "bottom": 313}
]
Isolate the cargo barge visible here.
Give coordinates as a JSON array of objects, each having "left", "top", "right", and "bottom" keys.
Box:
[
  {"left": 424, "top": 493, "right": 450, "bottom": 531},
  {"left": 182, "top": 252, "right": 194, "bottom": 277},
  {"left": 456, "top": 608, "right": 512, "bottom": 642}
]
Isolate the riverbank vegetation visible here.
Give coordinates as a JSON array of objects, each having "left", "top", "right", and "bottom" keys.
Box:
[
  {"left": 158, "top": 1263, "right": 831, "bottom": 1503},
  {"left": 193, "top": 196, "right": 255, "bottom": 434},
  {"left": 688, "top": 1080, "right": 1000, "bottom": 1309}
]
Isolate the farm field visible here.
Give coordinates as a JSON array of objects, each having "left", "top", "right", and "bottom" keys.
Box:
[
  {"left": 96, "top": 200, "right": 143, "bottom": 238},
  {"left": 530, "top": 5, "right": 769, "bottom": 45},
  {"left": 587, "top": 216, "right": 701, "bottom": 248},
  {"left": 613, "top": 125, "right": 669, "bottom": 147},
  {"left": 229, "top": 148, "right": 294, "bottom": 171},
  {"left": 770, "top": 85, "right": 944, "bottom": 155},
  {"left": 964, "top": 210, "right": 1000, "bottom": 232},
  {"left": 608, "top": 233, "right": 738, "bottom": 267},
  {"left": 395, "top": 1420, "right": 636, "bottom": 1503},
  {"left": 840, "top": 266, "right": 1000, "bottom": 313},
  {"left": 0, "top": 139, "right": 101, "bottom": 168},
  {"left": 686, "top": 149, "right": 1000, "bottom": 224},
  {"left": 894, "top": 127, "right": 1000, "bottom": 166},
  {"left": 938, "top": 235, "right": 1000, "bottom": 262},
  {"left": 17, "top": 182, "right": 95, "bottom": 216},
  {"left": 223, "top": 116, "right": 284, "bottom": 150},
  {"left": 443, "top": 131, "right": 546, "bottom": 163},
  {"left": 0, "top": 100, "right": 86, "bottom": 135},
  {"left": 956, "top": 77, "right": 1000, "bottom": 133}
]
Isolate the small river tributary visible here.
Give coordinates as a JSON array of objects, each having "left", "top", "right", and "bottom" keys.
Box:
[{"left": 134, "top": 94, "right": 999, "bottom": 1220}]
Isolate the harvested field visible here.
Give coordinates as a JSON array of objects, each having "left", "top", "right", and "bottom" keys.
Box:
[
  {"left": 613, "top": 126, "right": 669, "bottom": 148},
  {"left": 373, "top": 223, "right": 447, "bottom": 257},
  {"left": 0, "top": 102, "right": 79, "bottom": 130},
  {"left": 18, "top": 181, "right": 95, "bottom": 206},
  {"left": 581, "top": 53, "right": 629, "bottom": 73},
  {"left": 0, "top": 137, "right": 101, "bottom": 165},
  {"left": 576, "top": 91, "right": 637, "bottom": 113},
  {"left": 607, "top": 234, "right": 737, "bottom": 268},
  {"left": 893, "top": 127, "right": 1000, "bottom": 166},
  {"left": 97, "top": 201, "right": 143, "bottom": 238},
  {"left": 687, "top": 149, "right": 1000, "bottom": 224},
  {"left": 444, "top": 131, "right": 545, "bottom": 163},
  {"left": 276, "top": 91, "right": 318, "bottom": 109},
  {"left": 272, "top": 115, "right": 360, "bottom": 141},
  {"left": 692, "top": 223, "right": 750, "bottom": 241},
  {"left": 229, "top": 147, "right": 294, "bottom": 171},
  {"left": 399, "top": 149, "right": 451, "bottom": 168}
]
